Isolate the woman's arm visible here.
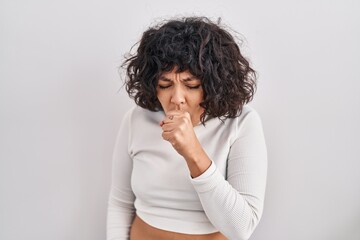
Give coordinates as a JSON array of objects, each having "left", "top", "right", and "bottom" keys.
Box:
[
  {"left": 106, "top": 109, "right": 136, "bottom": 240},
  {"left": 189, "top": 110, "right": 268, "bottom": 240}
]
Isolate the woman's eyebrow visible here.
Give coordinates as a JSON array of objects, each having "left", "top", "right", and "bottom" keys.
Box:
[{"left": 159, "top": 76, "right": 199, "bottom": 82}]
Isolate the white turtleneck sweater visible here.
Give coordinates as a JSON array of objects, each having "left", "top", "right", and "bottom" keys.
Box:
[{"left": 106, "top": 105, "right": 268, "bottom": 240}]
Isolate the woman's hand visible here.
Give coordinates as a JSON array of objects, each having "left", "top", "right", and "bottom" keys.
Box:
[
  {"left": 160, "top": 108, "right": 213, "bottom": 178},
  {"left": 160, "top": 109, "right": 202, "bottom": 160}
]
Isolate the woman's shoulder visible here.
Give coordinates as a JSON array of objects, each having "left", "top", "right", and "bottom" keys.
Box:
[
  {"left": 239, "top": 104, "right": 257, "bottom": 116},
  {"left": 227, "top": 104, "right": 262, "bottom": 124},
  {"left": 233, "top": 105, "right": 265, "bottom": 138},
  {"left": 221, "top": 105, "right": 264, "bottom": 137}
]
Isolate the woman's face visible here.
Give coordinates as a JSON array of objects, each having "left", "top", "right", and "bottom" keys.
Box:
[{"left": 156, "top": 67, "right": 205, "bottom": 126}]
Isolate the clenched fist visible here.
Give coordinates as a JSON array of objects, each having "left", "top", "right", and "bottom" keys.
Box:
[{"left": 160, "top": 109, "right": 203, "bottom": 160}]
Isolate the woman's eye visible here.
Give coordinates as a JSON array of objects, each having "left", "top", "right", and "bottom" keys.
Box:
[
  {"left": 187, "top": 85, "right": 201, "bottom": 89},
  {"left": 157, "top": 84, "right": 201, "bottom": 89},
  {"left": 158, "top": 85, "right": 171, "bottom": 89}
]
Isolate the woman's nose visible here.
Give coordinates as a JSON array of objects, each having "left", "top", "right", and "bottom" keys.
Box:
[{"left": 170, "top": 87, "right": 185, "bottom": 105}]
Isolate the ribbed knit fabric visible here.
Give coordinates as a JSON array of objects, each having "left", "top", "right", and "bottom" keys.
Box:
[{"left": 106, "top": 105, "right": 268, "bottom": 240}]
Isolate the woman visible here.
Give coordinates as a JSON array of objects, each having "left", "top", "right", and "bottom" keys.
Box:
[{"left": 107, "top": 16, "right": 268, "bottom": 240}]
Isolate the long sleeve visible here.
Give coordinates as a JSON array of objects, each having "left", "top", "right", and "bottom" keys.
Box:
[
  {"left": 189, "top": 110, "right": 268, "bottom": 240},
  {"left": 106, "top": 109, "right": 136, "bottom": 240}
]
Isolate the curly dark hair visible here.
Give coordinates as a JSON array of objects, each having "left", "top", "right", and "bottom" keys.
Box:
[{"left": 121, "top": 16, "right": 257, "bottom": 125}]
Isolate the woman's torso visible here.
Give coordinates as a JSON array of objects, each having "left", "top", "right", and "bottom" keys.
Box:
[
  {"left": 130, "top": 214, "right": 228, "bottom": 240},
  {"left": 127, "top": 107, "right": 252, "bottom": 239},
  {"left": 129, "top": 107, "right": 236, "bottom": 235}
]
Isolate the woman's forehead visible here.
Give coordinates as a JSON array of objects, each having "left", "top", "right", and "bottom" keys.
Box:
[
  {"left": 159, "top": 75, "right": 200, "bottom": 82},
  {"left": 159, "top": 69, "right": 200, "bottom": 81}
]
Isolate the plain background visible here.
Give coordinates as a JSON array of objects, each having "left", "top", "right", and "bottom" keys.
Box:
[{"left": 1, "top": 0, "right": 359, "bottom": 239}]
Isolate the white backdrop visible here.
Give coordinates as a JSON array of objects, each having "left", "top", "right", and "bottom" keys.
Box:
[{"left": 1, "top": 0, "right": 359, "bottom": 239}]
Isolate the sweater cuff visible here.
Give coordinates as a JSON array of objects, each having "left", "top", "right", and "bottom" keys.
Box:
[{"left": 189, "top": 161, "right": 225, "bottom": 193}]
